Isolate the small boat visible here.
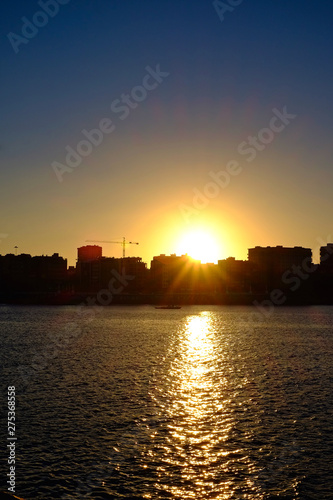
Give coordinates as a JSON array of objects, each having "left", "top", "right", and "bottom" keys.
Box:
[{"left": 155, "top": 305, "right": 181, "bottom": 309}]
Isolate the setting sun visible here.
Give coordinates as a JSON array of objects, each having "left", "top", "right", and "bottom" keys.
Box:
[{"left": 175, "top": 229, "right": 221, "bottom": 264}]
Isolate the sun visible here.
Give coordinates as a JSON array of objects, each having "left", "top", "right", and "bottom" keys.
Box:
[{"left": 175, "top": 229, "right": 221, "bottom": 264}]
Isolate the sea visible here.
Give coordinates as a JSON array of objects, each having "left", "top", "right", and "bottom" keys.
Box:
[{"left": 0, "top": 304, "right": 333, "bottom": 500}]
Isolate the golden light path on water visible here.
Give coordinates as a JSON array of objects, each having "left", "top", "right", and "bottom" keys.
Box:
[{"left": 147, "top": 311, "right": 261, "bottom": 499}]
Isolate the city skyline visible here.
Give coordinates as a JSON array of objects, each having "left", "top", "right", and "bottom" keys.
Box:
[
  {"left": 1, "top": 239, "right": 332, "bottom": 269},
  {"left": 2, "top": 3, "right": 333, "bottom": 499},
  {"left": 1, "top": 1, "right": 333, "bottom": 271},
  {"left": 1, "top": 241, "right": 333, "bottom": 307}
]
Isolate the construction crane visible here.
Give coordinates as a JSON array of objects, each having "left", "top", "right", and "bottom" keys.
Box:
[{"left": 85, "top": 237, "right": 139, "bottom": 258}]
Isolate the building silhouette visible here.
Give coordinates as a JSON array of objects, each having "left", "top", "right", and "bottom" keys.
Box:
[
  {"left": 248, "top": 245, "right": 312, "bottom": 290},
  {"left": 218, "top": 257, "right": 254, "bottom": 293},
  {"left": 0, "top": 242, "right": 333, "bottom": 304},
  {"left": 150, "top": 254, "right": 221, "bottom": 297},
  {"left": 316, "top": 244, "right": 333, "bottom": 303},
  {"left": 320, "top": 244, "right": 333, "bottom": 273},
  {"left": 76, "top": 245, "right": 147, "bottom": 293},
  {"left": 77, "top": 245, "right": 102, "bottom": 262},
  {"left": 0, "top": 253, "right": 68, "bottom": 297},
  {"left": 150, "top": 254, "right": 198, "bottom": 293}
]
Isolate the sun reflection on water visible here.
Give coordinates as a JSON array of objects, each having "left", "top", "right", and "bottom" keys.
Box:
[
  {"left": 170, "top": 313, "right": 222, "bottom": 420},
  {"left": 145, "top": 311, "right": 261, "bottom": 499}
]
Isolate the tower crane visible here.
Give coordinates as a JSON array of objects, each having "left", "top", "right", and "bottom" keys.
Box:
[{"left": 85, "top": 237, "right": 139, "bottom": 258}]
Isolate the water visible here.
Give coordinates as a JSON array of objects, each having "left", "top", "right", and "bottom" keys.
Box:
[{"left": 1, "top": 305, "right": 333, "bottom": 499}]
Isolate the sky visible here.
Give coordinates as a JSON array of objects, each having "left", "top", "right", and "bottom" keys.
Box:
[{"left": 1, "top": 0, "right": 333, "bottom": 266}]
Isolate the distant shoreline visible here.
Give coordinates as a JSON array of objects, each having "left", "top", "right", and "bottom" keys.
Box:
[{"left": 1, "top": 291, "right": 332, "bottom": 306}]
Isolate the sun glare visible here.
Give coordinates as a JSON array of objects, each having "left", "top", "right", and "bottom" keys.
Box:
[{"left": 175, "top": 229, "right": 221, "bottom": 263}]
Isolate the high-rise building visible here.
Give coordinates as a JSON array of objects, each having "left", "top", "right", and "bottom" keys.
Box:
[
  {"left": 77, "top": 245, "right": 102, "bottom": 262},
  {"left": 218, "top": 257, "right": 253, "bottom": 292},
  {"left": 320, "top": 244, "right": 333, "bottom": 274},
  {"left": 248, "top": 245, "right": 312, "bottom": 288},
  {"left": 150, "top": 254, "right": 196, "bottom": 292},
  {"left": 0, "top": 252, "right": 68, "bottom": 294}
]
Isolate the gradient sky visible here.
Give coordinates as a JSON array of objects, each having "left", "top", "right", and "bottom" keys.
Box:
[{"left": 1, "top": 0, "right": 333, "bottom": 266}]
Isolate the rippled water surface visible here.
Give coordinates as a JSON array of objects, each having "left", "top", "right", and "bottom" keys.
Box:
[{"left": 1, "top": 305, "right": 333, "bottom": 499}]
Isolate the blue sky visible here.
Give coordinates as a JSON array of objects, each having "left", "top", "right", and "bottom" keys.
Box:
[{"left": 1, "top": 0, "right": 333, "bottom": 265}]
